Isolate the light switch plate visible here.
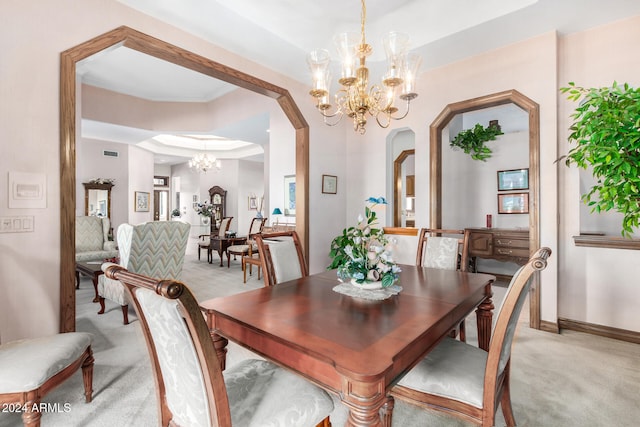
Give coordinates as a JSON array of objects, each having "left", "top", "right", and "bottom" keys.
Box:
[{"left": 0, "top": 216, "right": 34, "bottom": 233}]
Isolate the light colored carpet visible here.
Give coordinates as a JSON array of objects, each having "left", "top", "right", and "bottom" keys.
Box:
[{"left": 1, "top": 238, "right": 639, "bottom": 426}]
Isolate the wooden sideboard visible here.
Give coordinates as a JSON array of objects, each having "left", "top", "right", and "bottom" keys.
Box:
[{"left": 465, "top": 228, "right": 530, "bottom": 266}]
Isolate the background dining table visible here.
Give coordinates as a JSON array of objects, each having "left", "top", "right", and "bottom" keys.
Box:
[{"left": 200, "top": 265, "right": 495, "bottom": 427}]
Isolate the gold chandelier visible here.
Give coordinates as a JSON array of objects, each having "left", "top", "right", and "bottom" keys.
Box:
[{"left": 307, "top": 0, "right": 421, "bottom": 134}]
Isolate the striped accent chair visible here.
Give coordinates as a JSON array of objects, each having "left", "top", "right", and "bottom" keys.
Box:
[
  {"left": 75, "top": 216, "right": 118, "bottom": 262},
  {"left": 97, "top": 221, "right": 190, "bottom": 324}
]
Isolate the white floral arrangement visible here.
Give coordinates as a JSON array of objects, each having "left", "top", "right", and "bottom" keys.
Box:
[
  {"left": 328, "top": 197, "right": 401, "bottom": 288},
  {"left": 195, "top": 201, "right": 216, "bottom": 217}
]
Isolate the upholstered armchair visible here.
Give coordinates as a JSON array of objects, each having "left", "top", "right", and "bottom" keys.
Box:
[
  {"left": 0, "top": 333, "right": 94, "bottom": 427},
  {"left": 75, "top": 216, "right": 118, "bottom": 262},
  {"left": 97, "top": 221, "right": 190, "bottom": 324}
]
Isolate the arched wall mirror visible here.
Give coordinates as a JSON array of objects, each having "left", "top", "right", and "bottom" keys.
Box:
[
  {"left": 83, "top": 182, "right": 113, "bottom": 219},
  {"left": 60, "top": 26, "right": 309, "bottom": 332},
  {"left": 430, "top": 89, "right": 540, "bottom": 328},
  {"left": 387, "top": 128, "right": 416, "bottom": 228},
  {"left": 393, "top": 149, "right": 415, "bottom": 227}
]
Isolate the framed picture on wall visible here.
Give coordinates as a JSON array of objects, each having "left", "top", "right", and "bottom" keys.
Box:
[
  {"left": 322, "top": 174, "right": 337, "bottom": 194},
  {"left": 497, "top": 168, "right": 529, "bottom": 191},
  {"left": 497, "top": 192, "right": 529, "bottom": 214},
  {"left": 135, "top": 191, "right": 150, "bottom": 212},
  {"left": 284, "top": 175, "right": 296, "bottom": 216},
  {"left": 248, "top": 196, "right": 258, "bottom": 210}
]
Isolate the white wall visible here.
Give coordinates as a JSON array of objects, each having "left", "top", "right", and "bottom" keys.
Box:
[
  {"left": 443, "top": 131, "right": 529, "bottom": 230},
  {"left": 127, "top": 146, "right": 154, "bottom": 225},
  {"left": 351, "top": 32, "right": 560, "bottom": 327},
  {"left": 2, "top": 0, "right": 637, "bottom": 341},
  {"left": 558, "top": 15, "right": 640, "bottom": 331},
  {"left": 76, "top": 138, "right": 129, "bottom": 232},
  {"left": 0, "top": 0, "right": 347, "bottom": 341}
]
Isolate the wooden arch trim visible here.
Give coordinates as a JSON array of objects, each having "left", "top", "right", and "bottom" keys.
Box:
[
  {"left": 429, "top": 89, "right": 541, "bottom": 328},
  {"left": 60, "top": 26, "right": 309, "bottom": 332}
]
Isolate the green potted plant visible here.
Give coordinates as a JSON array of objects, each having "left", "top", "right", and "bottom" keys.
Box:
[
  {"left": 449, "top": 123, "right": 504, "bottom": 161},
  {"left": 560, "top": 81, "right": 640, "bottom": 237},
  {"left": 171, "top": 208, "right": 181, "bottom": 218}
]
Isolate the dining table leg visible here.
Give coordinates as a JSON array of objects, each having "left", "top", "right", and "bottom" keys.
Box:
[
  {"left": 476, "top": 281, "right": 494, "bottom": 351},
  {"left": 341, "top": 378, "right": 386, "bottom": 427}
]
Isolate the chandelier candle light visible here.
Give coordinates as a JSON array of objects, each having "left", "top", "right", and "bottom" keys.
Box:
[{"left": 307, "top": 0, "right": 421, "bottom": 134}]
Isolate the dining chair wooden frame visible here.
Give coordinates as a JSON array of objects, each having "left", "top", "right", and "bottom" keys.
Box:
[
  {"left": 388, "top": 247, "right": 552, "bottom": 427},
  {"left": 416, "top": 228, "right": 470, "bottom": 341},
  {"left": 104, "top": 264, "right": 333, "bottom": 427},
  {"left": 416, "top": 228, "right": 470, "bottom": 271},
  {"left": 254, "top": 231, "right": 308, "bottom": 287}
]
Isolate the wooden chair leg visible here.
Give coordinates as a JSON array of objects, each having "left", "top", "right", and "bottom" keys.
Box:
[
  {"left": 21, "top": 392, "right": 42, "bottom": 427},
  {"left": 121, "top": 305, "right": 129, "bottom": 325},
  {"left": 97, "top": 297, "right": 105, "bottom": 314},
  {"left": 242, "top": 259, "right": 247, "bottom": 283},
  {"left": 459, "top": 320, "right": 466, "bottom": 342},
  {"left": 82, "top": 347, "right": 95, "bottom": 403}
]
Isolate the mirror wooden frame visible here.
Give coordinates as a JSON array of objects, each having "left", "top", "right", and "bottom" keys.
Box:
[
  {"left": 430, "top": 89, "right": 541, "bottom": 328},
  {"left": 60, "top": 26, "right": 309, "bottom": 332},
  {"left": 83, "top": 182, "right": 113, "bottom": 219},
  {"left": 393, "top": 149, "right": 415, "bottom": 227}
]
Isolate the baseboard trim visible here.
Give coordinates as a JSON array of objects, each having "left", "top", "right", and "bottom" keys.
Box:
[
  {"left": 558, "top": 318, "right": 640, "bottom": 344},
  {"left": 539, "top": 320, "right": 559, "bottom": 334}
]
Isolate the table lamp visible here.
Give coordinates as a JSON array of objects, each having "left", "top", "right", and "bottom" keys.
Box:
[{"left": 272, "top": 208, "right": 283, "bottom": 225}]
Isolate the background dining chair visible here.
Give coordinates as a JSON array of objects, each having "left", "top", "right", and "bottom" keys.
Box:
[
  {"left": 225, "top": 217, "right": 267, "bottom": 268},
  {"left": 200, "top": 217, "right": 233, "bottom": 264},
  {"left": 255, "top": 231, "right": 307, "bottom": 287},
  {"left": 97, "top": 221, "right": 190, "bottom": 324},
  {"left": 102, "top": 264, "right": 333, "bottom": 427},
  {"left": 416, "top": 228, "right": 469, "bottom": 271},
  {"left": 388, "top": 247, "right": 552, "bottom": 427},
  {"left": 0, "top": 332, "right": 94, "bottom": 427},
  {"left": 416, "top": 228, "right": 470, "bottom": 340}
]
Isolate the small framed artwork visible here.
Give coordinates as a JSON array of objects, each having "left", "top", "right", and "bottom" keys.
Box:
[
  {"left": 498, "top": 193, "right": 529, "bottom": 214},
  {"left": 248, "top": 196, "right": 258, "bottom": 210},
  {"left": 135, "top": 191, "right": 150, "bottom": 212},
  {"left": 497, "top": 168, "right": 529, "bottom": 191},
  {"left": 284, "top": 175, "right": 296, "bottom": 216},
  {"left": 322, "top": 174, "right": 337, "bottom": 194}
]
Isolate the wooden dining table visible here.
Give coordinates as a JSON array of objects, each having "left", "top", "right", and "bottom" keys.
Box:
[{"left": 200, "top": 265, "right": 495, "bottom": 427}]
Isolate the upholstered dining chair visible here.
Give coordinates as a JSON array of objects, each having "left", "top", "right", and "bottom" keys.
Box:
[
  {"left": 416, "top": 228, "right": 469, "bottom": 271},
  {"left": 199, "top": 217, "right": 233, "bottom": 264},
  {"left": 97, "top": 221, "right": 190, "bottom": 324},
  {"left": 102, "top": 263, "right": 334, "bottom": 427},
  {"left": 254, "top": 231, "right": 307, "bottom": 287},
  {"left": 0, "top": 332, "right": 94, "bottom": 427},
  {"left": 387, "top": 247, "right": 552, "bottom": 427},
  {"left": 416, "top": 228, "right": 470, "bottom": 341},
  {"left": 225, "top": 217, "right": 268, "bottom": 268}
]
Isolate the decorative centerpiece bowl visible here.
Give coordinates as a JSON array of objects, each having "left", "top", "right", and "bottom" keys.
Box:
[{"left": 328, "top": 197, "right": 401, "bottom": 288}]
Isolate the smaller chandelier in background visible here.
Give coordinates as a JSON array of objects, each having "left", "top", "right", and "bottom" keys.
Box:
[
  {"left": 307, "top": 0, "right": 421, "bottom": 134},
  {"left": 189, "top": 152, "right": 221, "bottom": 174}
]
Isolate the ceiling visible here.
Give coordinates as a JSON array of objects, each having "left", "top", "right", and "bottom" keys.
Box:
[{"left": 79, "top": 0, "right": 640, "bottom": 164}]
